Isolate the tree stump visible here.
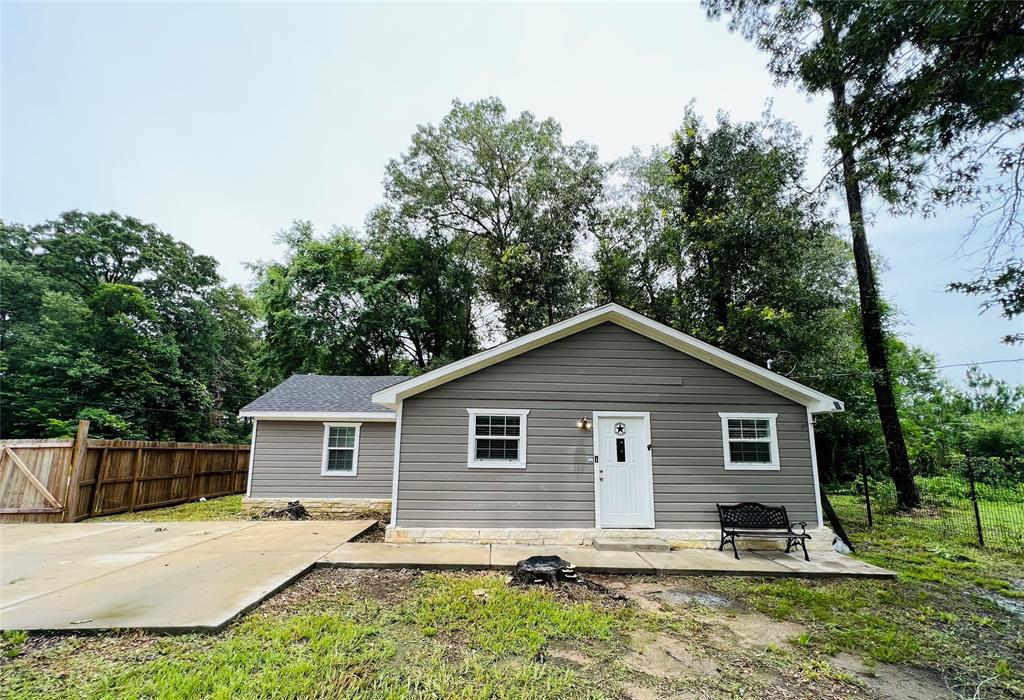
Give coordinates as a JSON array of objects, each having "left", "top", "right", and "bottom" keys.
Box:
[
  {"left": 261, "top": 500, "right": 312, "bottom": 520},
  {"left": 510, "top": 555, "right": 581, "bottom": 586}
]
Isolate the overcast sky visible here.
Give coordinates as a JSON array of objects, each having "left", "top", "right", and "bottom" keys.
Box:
[{"left": 3, "top": 2, "right": 1021, "bottom": 384}]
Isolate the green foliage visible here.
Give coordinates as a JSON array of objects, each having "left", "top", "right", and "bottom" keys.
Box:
[
  {"left": 252, "top": 220, "right": 476, "bottom": 382},
  {"left": 384, "top": 97, "right": 603, "bottom": 337},
  {"left": 0, "top": 211, "right": 257, "bottom": 441},
  {"left": 704, "top": 0, "right": 1024, "bottom": 343},
  {"left": 597, "top": 109, "right": 856, "bottom": 369},
  {"left": 45, "top": 408, "right": 135, "bottom": 440}
]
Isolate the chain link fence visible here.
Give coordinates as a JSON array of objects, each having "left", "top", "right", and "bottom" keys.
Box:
[{"left": 828, "top": 453, "right": 1024, "bottom": 553}]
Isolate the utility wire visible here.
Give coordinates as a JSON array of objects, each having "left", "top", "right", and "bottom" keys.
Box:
[{"left": 789, "top": 357, "right": 1022, "bottom": 381}]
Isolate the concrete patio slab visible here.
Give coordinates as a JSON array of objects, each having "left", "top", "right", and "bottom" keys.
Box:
[
  {"left": 189, "top": 520, "right": 374, "bottom": 553},
  {"left": 1, "top": 551, "right": 161, "bottom": 607},
  {"left": 0, "top": 549, "right": 321, "bottom": 631},
  {"left": 489, "top": 545, "right": 653, "bottom": 573},
  {"left": 1, "top": 521, "right": 257, "bottom": 556},
  {"left": 638, "top": 549, "right": 794, "bottom": 576},
  {"left": 321, "top": 542, "right": 491, "bottom": 569},
  {"left": 750, "top": 550, "right": 893, "bottom": 578},
  {"left": 1, "top": 522, "right": 141, "bottom": 553},
  {"left": 0, "top": 521, "right": 373, "bottom": 632},
  {"left": 319, "top": 543, "right": 893, "bottom": 578}
]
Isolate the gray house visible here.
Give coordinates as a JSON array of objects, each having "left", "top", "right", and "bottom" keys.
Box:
[{"left": 240, "top": 304, "right": 842, "bottom": 547}]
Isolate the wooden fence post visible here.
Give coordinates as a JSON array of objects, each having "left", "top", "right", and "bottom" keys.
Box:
[
  {"left": 62, "top": 420, "right": 90, "bottom": 522},
  {"left": 186, "top": 446, "right": 199, "bottom": 501},
  {"left": 90, "top": 447, "right": 109, "bottom": 517},
  {"left": 128, "top": 447, "right": 143, "bottom": 513}
]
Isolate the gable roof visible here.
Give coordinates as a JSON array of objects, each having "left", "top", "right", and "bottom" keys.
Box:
[
  {"left": 239, "top": 374, "right": 408, "bottom": 419},
  {"left": 372, "top": 304, "right": 843, "bottom": 413}
]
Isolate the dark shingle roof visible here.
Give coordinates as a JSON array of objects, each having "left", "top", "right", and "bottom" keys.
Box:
[{"left": 240, "top": 374, "right": 408, "bottom": 414}]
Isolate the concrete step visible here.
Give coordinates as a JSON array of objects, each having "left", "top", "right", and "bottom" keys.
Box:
[{"left": 592, "top": 538, "right": 671, "bottom": 552}]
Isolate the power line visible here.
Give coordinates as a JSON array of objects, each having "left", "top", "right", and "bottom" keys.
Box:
[{"left": 789, "top": 357, "right": 1022, "bottom": 381}]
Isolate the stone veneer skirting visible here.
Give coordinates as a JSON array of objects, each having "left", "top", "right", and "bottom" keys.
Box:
[
  {"left": 243, "top": 497, "right": 391, "bottom": 519},
  {"left": 385, "top": 525, "right": 836, "bottom": 551}
]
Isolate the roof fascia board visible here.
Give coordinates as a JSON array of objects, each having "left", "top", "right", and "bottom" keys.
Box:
[
  {"left": 372, "top": 304, "right": 842, "bottom": 413},
  {"left": 237, "top": 411, "right": 397, "bottom": 421}
]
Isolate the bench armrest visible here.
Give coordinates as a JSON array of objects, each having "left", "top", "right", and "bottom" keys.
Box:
[{"left": 790, "top": 521, "right": 807, "bottom": 535}]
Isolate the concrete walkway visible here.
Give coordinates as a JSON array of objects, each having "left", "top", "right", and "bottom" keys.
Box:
[
  {"left": 0, "top": 520, "right": 372, "bottom": 632},
  {"left": 1, "top": 523, "right": 892, "bottom": 633},
  {"left": 322, "top": 542, "right": 895, "bottom": 578}
]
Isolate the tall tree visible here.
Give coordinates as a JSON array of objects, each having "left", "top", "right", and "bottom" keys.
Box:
[
  {"left": 597, "top": 109, "right": 855, "bottom": 378},
  {"left": 252, "top": 220, "right": 476, "bottom": 382},
  {"left": 384, "top": 98, "right": 603, "bottom": 337},
  {"left": 704, "top": 0, "right": 924, "bottom": 508},
  {"left": 804, "top": 2, "right": 1024, "bottom": 341},
  {"left": 0, "top": 211, "right": 257, "bottom": 441}
]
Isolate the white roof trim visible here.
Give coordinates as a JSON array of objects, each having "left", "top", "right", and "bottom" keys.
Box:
[
  {"left": 238, "top": 411, "right": 397, "bottom": 421},
  {"left": 371, "top": 304, "right": 844, "bottom": 414}
]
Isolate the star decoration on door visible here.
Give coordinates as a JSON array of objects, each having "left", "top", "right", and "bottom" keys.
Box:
[{"left": 614, "top": 422, "right": 626, "bottom": 436}]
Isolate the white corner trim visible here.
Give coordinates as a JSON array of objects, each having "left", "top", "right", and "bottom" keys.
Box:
[
  {"left": 390, "top": 400, "right": 403, "bottom": 527},
  {"left": 321, "top": 422, "right": 361, "bottom": 477},
  {"left": 466, "top": 408, "right": 530, "bottom": 469},
  {"left": 806, "top": 408, "right": 825, "bottom": 528},
  {"left": 245, "top": 418, "right": 258, "bottom": 497},
  {"left": 370, "top": 304, "right": 844, "bottom": 413},
  {"left": 238, "top": 411, "right": 396, "bottom": 421},
  {"left": 718, "top": 412, "right": 781, "bottom": 471}
]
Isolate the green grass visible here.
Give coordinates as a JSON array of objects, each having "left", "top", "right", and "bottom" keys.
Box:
[
  {"left": 832, "top": 478, "right": 1024, "bottom": 553},
  {"left": 411, "top": 575, "right": 619, "bottom": 657},
  {"left": 93, "top": 495, "right": 247, "bottom": 522},
  {"left": 0, "top": 574, "right": 625, "bottom": 700},
  {"left": 3, "top": 516, "right": 1023, "bottom": 698},
  {"left": 705, "top": 510, "right": 1024, "bottom": 697}
]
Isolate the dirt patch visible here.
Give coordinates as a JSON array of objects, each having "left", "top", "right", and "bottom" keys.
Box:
[
  {"left": 619, "top": 683, "right": 700, "bottom": 700},
  {"left": 543, "top": 642, "right": 596, "bottom": 669},
  {"left": 625, "top": 631, "right": 723, "bottom": 680},
  {"left": 615, "top": 577, "right": 740, "bottom": 613},
  {"left": 255, "top": 567, "right": 422, "bottom": 615},
  {"left": 831, "top": 652, "right": 956, "bottom": 700},
  {"left": 702, "top": 612, "right": 806, "bottom": 653},
  {"left": 349, "top": 520, "right": 387, "bottom": 542}
]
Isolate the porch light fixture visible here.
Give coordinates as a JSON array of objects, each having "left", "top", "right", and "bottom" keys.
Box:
[{"left": 576, "top": 416, "right": 592, "bottom": 430}]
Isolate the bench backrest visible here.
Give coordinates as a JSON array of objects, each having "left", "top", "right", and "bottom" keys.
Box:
[{"left": 717, "top": 502, "right": 789, "bottom": 529}]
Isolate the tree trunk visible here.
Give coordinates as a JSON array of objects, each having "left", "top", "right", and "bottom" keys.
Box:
[{"left": 822, "top": 18, "right": 921, "bottom": 510}]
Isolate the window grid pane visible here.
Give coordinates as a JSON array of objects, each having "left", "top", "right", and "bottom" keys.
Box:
[
  {"left": 326, "top": 448, "right": 354, "bottom": 472},
  {"left": 729, "top": 441, "right": 772, "bottom": 463},
  {"left": 727, "top": 419, "right": 770, "bottom": 440},
  {"left": 475, "top": 415, "right": 519, "bottom": 437},
  {"left": 328, "top": 426, "right": 355, "bottom": 448},
  {"left": 475, "top": 438, "right": 519, "bottom": 461}
]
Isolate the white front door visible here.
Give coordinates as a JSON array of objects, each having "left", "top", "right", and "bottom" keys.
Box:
[{"left": 594, "top": 413, "right": 655, "bottom": 528}]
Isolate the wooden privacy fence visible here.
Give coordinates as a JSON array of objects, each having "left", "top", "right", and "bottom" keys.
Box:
[{"left": 0, "top": 420, "right": 250, "bottom": 523}]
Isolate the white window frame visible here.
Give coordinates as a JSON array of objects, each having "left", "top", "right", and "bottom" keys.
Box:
[
  {"left": 321, "top": 422, "right": 361, "bottom": 477},
  {"left": 718, "top": 412, "right": 780, "bottom": 471},
  {"left": 466, "top": 408, "right": 529, "bottom": 469}
]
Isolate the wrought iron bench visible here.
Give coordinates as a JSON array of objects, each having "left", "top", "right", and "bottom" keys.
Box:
[{"left": 716, "top": 502, "right": 811, "bottom": 561}]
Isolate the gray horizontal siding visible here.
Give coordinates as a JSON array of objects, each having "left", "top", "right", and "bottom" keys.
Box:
[
  {"left": 397, "top": 322, "right": 817, "bottom": 528},
  {"left": 250, "top": 420, "right": 394, "bottom": 499}
]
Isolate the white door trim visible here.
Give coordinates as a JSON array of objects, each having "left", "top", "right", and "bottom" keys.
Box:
[{"left": 592, "top": 411, "right": 655, "bottom": 529}]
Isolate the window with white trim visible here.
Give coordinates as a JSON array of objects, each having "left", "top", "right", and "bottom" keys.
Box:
[
  {"left": 466, "top": 409, "right": 529, "bottom": 469},
  {"left": 718, "top": 413, "right": 779, "bottom": 470},
  {"left": 321, "top": 423, "right": 360, "bottom": 476}
]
